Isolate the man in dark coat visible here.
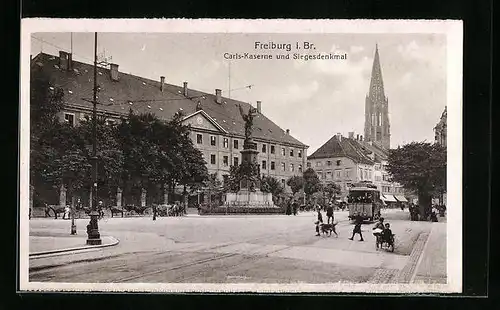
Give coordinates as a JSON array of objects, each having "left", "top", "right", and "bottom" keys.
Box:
[
  {"left": 315, "top": 209, "right": 323, "bottom": 236},
  {"left": 326, "top": 203, "right": 334, "bottom": 224},
  {"left": 292, "top": 199, "right": 299, "bottom": 216},
  {"left": 349, "top": 214, "right": 364, "bottom": 241}
]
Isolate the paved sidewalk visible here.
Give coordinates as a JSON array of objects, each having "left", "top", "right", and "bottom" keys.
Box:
[
  {"left": 30, "top": 229, "right": 119, "bottom": 256},
  {"left": 411, "top": 222, "right": 447, "bottom": 284}
]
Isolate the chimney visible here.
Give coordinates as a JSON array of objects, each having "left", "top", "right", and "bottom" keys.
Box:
[
  {"left": 215, "top": 89, "right": 222, "bottom": 104},
  {"left": 360, "top": 135, "right": 363, "bottom": 141},
  {"left": 286, "top": 129, "right": 290, "bottom": 135},
  {"left": 183, "top": 82, "right": 188, "bottom": 97},
  {"left": 110, "top": 63, "right": 119, "bottom": 81},
  {"left": 160, "top": 76, "right": 165, "bottom": 92},
  {"left": 356, "top": 134, "right": 360, "bottom": 141},
  {"left": 348, "top": 132, "right": 354, "bottom": 139},
  {"left": 256, "top": 101, "right": 262, "bottom": 113},
  {"left": 59, "top": 51, "right": 71, "bottom": 71},
  {"left": 337, "top": 132, "right": 342, "bottom": 142}
]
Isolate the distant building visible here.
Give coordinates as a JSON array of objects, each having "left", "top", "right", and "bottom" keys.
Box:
[
  {"left": 307, "top": 132, "right": 406, "bottom": 203},
  {"left": 434, "top": 106, "right": 447, "bottom": 147},
  {"left": 364, "top": 45, "right": 391, "bottom": 150},
  {"left": 30, "top": 51, "right": 308, "bottom": 194}
]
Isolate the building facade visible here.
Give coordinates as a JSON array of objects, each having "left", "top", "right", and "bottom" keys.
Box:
[
  {"left": 307, "top": 132, "right": 405, "bottom": 202},
  {"left": 364, "top": 45, "right": 391, "bottom": 150},
  {"left": 434, "top": 106, "right": 447, "bottom": 147},
  {"left": 31, "top": 51, "right": 308, "bottom": 195}
]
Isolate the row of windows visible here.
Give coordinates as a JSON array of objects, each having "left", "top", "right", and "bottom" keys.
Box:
[
  {"left": 204, "top": 153, "right": 303, "bottom": 173},
  {"left": 316, "top": 169, "right": 353, "bottom": 180},
  {"left": 64, "top": 112, "right": 116, "bottom": 126},
  {"left": 195, "top": 134, "right": 303, "bottom": 157},
  {"left": 311, "top": 160, "right": 342, "bottom": 168},
  {"left": 382, "top": 186, "right": 404, "bottom": 194}
]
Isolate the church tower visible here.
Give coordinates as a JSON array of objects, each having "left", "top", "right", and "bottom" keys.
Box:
[{"left": 364, "top": 44, "right": 390, "bottom": 149}]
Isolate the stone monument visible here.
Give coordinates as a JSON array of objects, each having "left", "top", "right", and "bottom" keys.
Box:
[{"left": 223, "top": 105, "right": 276, "bottom": 209}]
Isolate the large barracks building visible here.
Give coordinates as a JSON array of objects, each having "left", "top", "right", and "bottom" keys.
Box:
[{"left": 30, "top": 51, "right": 308, "bottom": 193}]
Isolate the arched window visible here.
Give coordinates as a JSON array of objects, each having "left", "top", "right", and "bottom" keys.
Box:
[
  {"left": 371, "top": 113, "right": 375, "bottom": 125},
  {"left": 378, "top": 113, "right": 382, "bottom": 126}
]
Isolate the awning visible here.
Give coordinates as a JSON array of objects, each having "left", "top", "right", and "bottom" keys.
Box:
[
  {"left": 381, "top": 194, "right": 397, "bottom": 202},
  {"left": 395, "top": 195, "right": 408, "bottom": 202}
]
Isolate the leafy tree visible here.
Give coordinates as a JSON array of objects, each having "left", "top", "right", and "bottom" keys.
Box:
[
  {"left": 323, "top": 182, "right": 342, "bottom": 202},
  {"left": 387, "top": 142, "right": 446, "bottom": 219},
  {"left": 286, "top": 176, "right": 305, "bottom": 196},
  {"left": 224, "top": 159, "right": 261, "bottom": 193},
  {"left": 261, "top": 175, "right": 284, "bottom": 203},
  {"left": 77, "top": 116, "right": 124, "bottom": 204},
  {"left": 303, "top": 168, "right": 322, "bottom": 202},
  {"left": 30, "top": 74, "right": 65, "bottom": 192}
]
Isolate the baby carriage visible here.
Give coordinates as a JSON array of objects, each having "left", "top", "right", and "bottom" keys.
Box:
[{"left": 373, "top": 228, "right": 395, "bottom": 252}]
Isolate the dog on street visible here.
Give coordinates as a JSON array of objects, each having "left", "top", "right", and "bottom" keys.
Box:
[{"left": 320, "top": 222, "right": 338, "bottom": 237}]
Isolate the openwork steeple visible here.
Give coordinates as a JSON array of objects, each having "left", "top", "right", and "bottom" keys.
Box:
[{"left": 364, "top": 44, "right": 390, "bottom": 150}]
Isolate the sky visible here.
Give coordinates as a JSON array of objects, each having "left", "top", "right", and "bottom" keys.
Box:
[{"left": 31, "top": 32, "right": 447, "bottom": 154}]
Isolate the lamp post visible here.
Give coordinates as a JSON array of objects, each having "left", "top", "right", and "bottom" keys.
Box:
[{"left": 86, "top": 32, "right": 102, "bottom": 245}]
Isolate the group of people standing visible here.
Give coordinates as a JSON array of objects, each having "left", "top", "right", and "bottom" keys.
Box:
[
  {"left": 286, "top": 199, "right": 299, "bottom": 216},
  {"left": 314, "top": 202, "right": 335, "bottom": 236}
]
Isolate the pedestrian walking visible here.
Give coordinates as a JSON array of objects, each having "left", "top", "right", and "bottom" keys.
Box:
[
  {"left": 315, "top": 209, "right": 323, "bottom": 236},
  {"left": 292, "top": 199, "right": 298, "bottom": 216},
  {"left": 326, "top": 203, "right": 334, "bottom": 224},
  {"left": 152, "top": 204, "right": 157, "bottom": 221},
  {"left": 286, "top": 198, "right": 292, "bottom": 215},
  {"left": 349, "top": 214, "right": 364, "bottom": 241}
]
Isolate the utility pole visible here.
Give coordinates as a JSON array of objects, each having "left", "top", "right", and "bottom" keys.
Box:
[
  {"left": 86, "top": 32, "right": 102, "bottom": 245},
  {"left": 228, "top": 61, "right": 231, "bottom": 99}
]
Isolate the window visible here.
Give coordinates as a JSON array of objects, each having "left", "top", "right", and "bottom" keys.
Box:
[
  {"left": 290, "top": 163, "right": 294, "bottom": 172},
  {"left": 233, "top": 156, "right": 239, "bottom": 166},
  {"left": 281, "top": 162, "right": 286, "bottom": 171},
  {"left": 281, "top": 148, "right": 286, "bottom": 156},
  {"left": 371, "top": 113, "right": 375, "bottom": 125},
  {"left": 326, "top": 171, "right": 332, "bottom": 179},
  {"left": 336, "top": 160, "right": 341, "bottom": 166},
  {"left": 307, "top": 162, "right": 311, "bottom": 168},
  {"left": 316, "top": 161, "right": 322, "bottom": 167},
  {"left": 262, "top": 160, "right": 267, "bottom": 170},
  {"left": 262, "top": 144, "right": 267, "bottom": 153},
  {"left": 270, "top": 145, "right": 275, "bottom": 154},
  {"left": 335, "top": 170, "right": 342, "bottom": 180},
  {"left": 106, "top": 119, "right": 115, "bottom": 126},
  {"left": 64, "top": 113, "right": 75, "bottom": 126},
  {"left": 298, "top": 150, "right": 302, "bottom": 158},
  {"left": 281, "top": 179, "right": 286, "bottom": 187},
  {"left": 298, "top": 164, "right": 303, "bottom": 172},
  {"left": 271, "top": 161, "right": 275, "bottom": 170},
  {"left": 378, "top": 113, "right": 382, "bottom": 126},
  {"left": 196, "top": 134, "right": 203, "bottom": 144},
  {"left": 345, "top": 169, "right": 351, "bottom": 179},
  {"left": 327, "top": 161, "right": 332, "bottom": 166},
  {"left": 375, "top": 175, "right": 381, "bottom": 181},
  {"left": 290, "top": 149, "right": 294, "bottom": 157},
  {"left": 210, "top": 154, "right": 216, "bottom": 165},
  {"left": 223, "top": 156, "right": 229, "bottom": 167},
  {"left": 223, "top": 138, "right": 229, "bottom": 148},
  {"left": 364, "top": 170, "right": 368, "bottom": 180},
  {"left": 233, "top": 139, "right": 239, "bottom": 149},
  {"left": 210, "top": 136, "right": 216, "bottom": 146}
]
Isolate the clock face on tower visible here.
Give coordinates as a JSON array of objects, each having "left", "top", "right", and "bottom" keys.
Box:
[{"left": 196, "top": 116, "right": 203, "bottom": 125}]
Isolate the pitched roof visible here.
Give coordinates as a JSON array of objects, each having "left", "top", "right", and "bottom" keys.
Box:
[
  {"left": 307, "top": 135, "right": 374, "bottom": 164},
  {"left": 30, "top": 52, "right": 307, "bottom": 148},
  {"left": 357, "top": 140, "right": 389, "bottom": 162}
]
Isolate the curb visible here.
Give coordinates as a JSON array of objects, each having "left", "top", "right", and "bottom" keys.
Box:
[{"left": 29, "top": 236, "right": 120, "bottom": 258}]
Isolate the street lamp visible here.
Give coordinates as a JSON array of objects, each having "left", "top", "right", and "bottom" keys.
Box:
[{"left": 86, "top": 32, "right": 102, "bottom": 245}]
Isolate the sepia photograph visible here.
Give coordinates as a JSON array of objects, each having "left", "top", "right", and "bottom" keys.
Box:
[{"left": 19, "top": 19, "right": 462, "bottom": 293}]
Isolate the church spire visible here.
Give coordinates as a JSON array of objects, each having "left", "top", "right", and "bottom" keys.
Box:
[
  {"left": 364, "top": 44, "right": 390, "bottom": 150},
  {"left": 368, "top": 44, "right": 385, "bottom": 100}
]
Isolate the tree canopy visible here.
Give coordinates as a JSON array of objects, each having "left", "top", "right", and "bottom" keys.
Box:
[
  {"left": 387, "top": 141, "right": 446, "bottom": 217},
  {"left": 286, "top": 175, "right": 304, "bottom": 195},
  {"left": 303, "top": 168, "right": 322, "bottom": 200}
]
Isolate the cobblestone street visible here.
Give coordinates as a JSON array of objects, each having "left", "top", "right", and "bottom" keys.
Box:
[{"left": 28, "top": 209, "right": 446, "bottom": 284}]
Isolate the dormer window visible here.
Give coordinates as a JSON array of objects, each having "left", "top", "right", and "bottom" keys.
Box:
[{"left": 336, "top": 160, "right": 341, "bottom": 166}]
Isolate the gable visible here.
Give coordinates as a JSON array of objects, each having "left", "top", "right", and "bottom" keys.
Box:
[{"left": 182, "top": 110, "right": 227, "bottom": 133}]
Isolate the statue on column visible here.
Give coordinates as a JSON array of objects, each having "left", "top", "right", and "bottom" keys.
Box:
[{"left": 239, "top": 104, "right": 258, "bottom": 141}]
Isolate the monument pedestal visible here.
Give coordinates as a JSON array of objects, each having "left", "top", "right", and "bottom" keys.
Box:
[{"left": 223, "top": 138, "right": 278, "bottom": 210}]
